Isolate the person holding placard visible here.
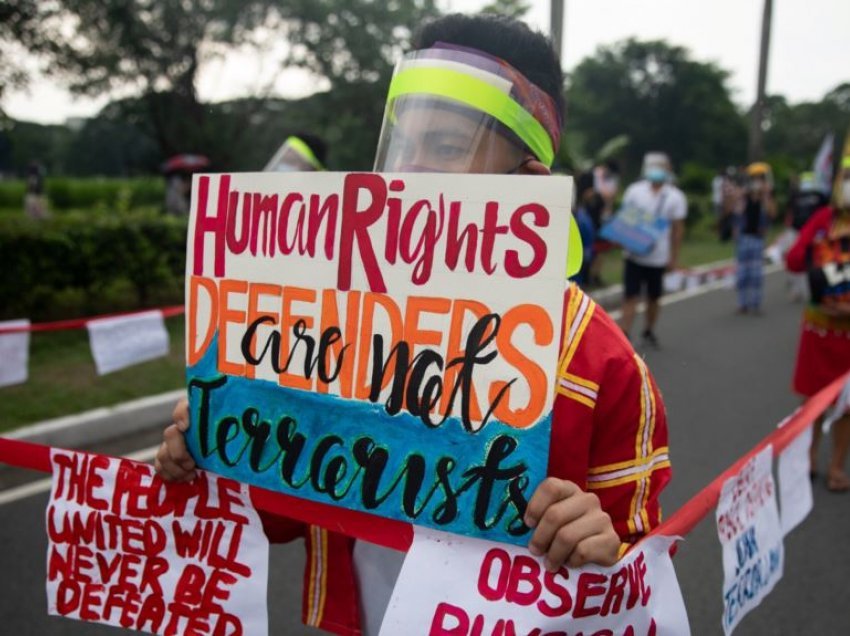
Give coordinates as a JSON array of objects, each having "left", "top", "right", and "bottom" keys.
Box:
[
  {"left": 157, "top": 13, "right": 672, "bottom": 635},
  {"left": 787, "top": 155, "right": 850, "bottom": 492}
]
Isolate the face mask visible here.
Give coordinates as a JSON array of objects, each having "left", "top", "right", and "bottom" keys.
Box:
[{"left": 646, "top": 168, "right": 667, "bottom": 183}]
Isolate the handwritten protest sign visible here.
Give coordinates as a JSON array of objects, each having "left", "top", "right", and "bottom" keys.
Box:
[
  {"left": 184, "top": 172, "right": 571, "bottom": 545},
  {"left": 379, "top": 529, "right": 689, "bottom": 636},
  {"left": 46, "top": 449, "right": 269, "bottom": 635},
  {"left": 778, "top": 425, "right": 813, "bottom": 535},
  {"left": 716, "top": 445, "right": 783, "bottom": 636}
]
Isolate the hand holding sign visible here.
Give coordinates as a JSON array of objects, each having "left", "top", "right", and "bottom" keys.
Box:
[
  {"left": 154, "top": 397, "right": 197, "bottom": 483},
  {"left": 524, "top": 477, "right": 621, "bottom": 571}
]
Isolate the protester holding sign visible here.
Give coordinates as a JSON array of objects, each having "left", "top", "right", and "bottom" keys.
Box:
[
  {"left": 786, "top": 155, "right": 850, "bottom": 492},
  {"left": 617, "top": 152, "right": 687, "bottom": 348},
  {"left": 156, "top": 13, "right": 672, "bottom": 635}
]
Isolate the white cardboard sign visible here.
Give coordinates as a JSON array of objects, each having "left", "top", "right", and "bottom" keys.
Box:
[
  {"left": 0, "top": 318, "right": 30, "bottom": 387},
  {"left": 46, "top": 449, "right": 269, "bottom": 635},
  {"left": 716, "top": 445, "right": 784, "bottom": 635},
  {"left": 778, "top": 425, "right": 814, "bottom": 536},
  {"left": 379, "top": 529, "right": 690, "bottom": 636},
  {"left": 87, "top": 310, "right": 169, "bottom": 375}
]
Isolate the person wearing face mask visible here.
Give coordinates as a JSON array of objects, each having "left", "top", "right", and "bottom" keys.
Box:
[
  {"left": 264, "top": 133, "right": 327, "bottom": 172},
  {"left": 618, "top": 152, "right": 688, "bottom": 348},
  {"left": 734, "top": 162, "right": 777, "bottom": 314},
  {"left": 155, "top": 14, "right": 672, "bottom": 635},
  {"left": 786, "top": 155, "right": 850, "bottom": 493}
]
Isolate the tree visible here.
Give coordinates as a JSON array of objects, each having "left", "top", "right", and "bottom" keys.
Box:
[
  {"left": 17, "top": 0, "right": 439, "bottom": 167},
  {"left": 763, "top": 83, "right": 850, "bottom": 169},
  {"left": 480, "top": 0, "right": 532, "bottom": 19},
  {"left": 0, "top": 0, "right": 42, "bottom": 101},
  {"left": 566, "top": 39, "right": 747, "bottom": 177}
]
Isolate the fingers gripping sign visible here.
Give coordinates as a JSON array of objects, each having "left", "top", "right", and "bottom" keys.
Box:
[
  {"left": 524, "top": 477, "right": 621, "bottom": 571},
  {"left": 154, "top": 397, "right": 197, "bottom": 483}
]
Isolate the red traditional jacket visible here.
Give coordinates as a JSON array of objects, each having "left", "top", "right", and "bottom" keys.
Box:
[{"left": 259, "top": 284, "right": 672, "bottom": 635}]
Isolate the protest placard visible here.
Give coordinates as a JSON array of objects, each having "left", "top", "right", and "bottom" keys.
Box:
[
  {"left": 778, "top": 425, "right": 813, "bottom": 535},
  {"left": 184, "top": 172, "right": 571, "bottom": 545},
  {"left": 0, "top": 318, "right": 30, "bottom": 387},
  {"left": 87, "top": 310, "right": 170, "bottom": 375},
  {"left": 379, "top": 529, "right": 689, "bottom": 636},
  {"left": 46, "top": 449, "right": 269, "bottom": 635},
  {"left": 716, "top": 445, "right": 783, "bottom": 635}
]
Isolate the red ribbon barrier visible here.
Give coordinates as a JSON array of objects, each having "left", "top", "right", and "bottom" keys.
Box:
[
  {"left": 0, "top": 305, "right": 185, "bottom": 334},
  {"left": 0, "top": 436, "right": 413, "bottom": 551},
  {"left": 649, "top": 370, "right": 850, "bottom": 539}
]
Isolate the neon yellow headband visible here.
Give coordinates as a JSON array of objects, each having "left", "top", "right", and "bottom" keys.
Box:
[
  {"left": 386, "top": 67, "right": 556, "bottom": 167},
  {"left": 285, "top": 136, "right": 324, "bottom": 171},
  {"left": 566, "top": 215, "right": 583, "bottom": 278}
]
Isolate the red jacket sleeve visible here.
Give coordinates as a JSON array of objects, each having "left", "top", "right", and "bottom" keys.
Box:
[
  {"left": 787, "top": 206, "right": 832, "bottom": 272},
  {"left": 549, "top": 286, "right": 671, "bottom": 545}
]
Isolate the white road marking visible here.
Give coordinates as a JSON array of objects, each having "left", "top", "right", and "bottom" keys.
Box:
[{"left": 0, "top": 444, "right": 159, "bottom": 506}]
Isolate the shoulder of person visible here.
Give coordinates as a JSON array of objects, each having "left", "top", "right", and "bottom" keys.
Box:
[{"left": 561, "top": 285, "right": 638, "bottom": 376}]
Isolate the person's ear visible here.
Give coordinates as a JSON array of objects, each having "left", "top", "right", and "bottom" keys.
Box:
[{"left": 518, "top": 159, "right": 551, "bottom": 175}]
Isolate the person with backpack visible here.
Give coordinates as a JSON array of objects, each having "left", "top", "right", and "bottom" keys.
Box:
[{"left": 617, "top": 152, "right": 687, "bottom": 348}]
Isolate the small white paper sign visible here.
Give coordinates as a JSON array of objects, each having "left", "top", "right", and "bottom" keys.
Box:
[
  {"left": 87, "top": 310, "right": 169, "bottom": 375},
  {"left": 0, "top": 319, "right": 30, "bottom": 387},
  {"left": 663, "top": 271, "right": 684, "bottom": 293},
  {"left": 379, "top": 529, "right": 690, "bottom": 636},
  {"left": 685, "top": 273, "right": 702, "bottom": 291},
  {"left": 778, "top": 425, "right": 814, "bottom": 535},
  {"left": 46, "top": 449, "right": 269, "bottom": 635},
  {"left": 716, "top": 445, "right": 784, "bottom": 636},
  {"left": 823, "top": 376, "right": 850, "bottom": 433}
]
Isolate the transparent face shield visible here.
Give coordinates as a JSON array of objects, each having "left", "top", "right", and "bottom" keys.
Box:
[
  {"left": 374, "top": 95, "right": 529, "bottom": 174},
  {"left": 264, "top": 136, "right": 324, "bottom": 172},
  {"left": 373, "top": 45, "right": 583, "bottom": 276},
  {"left": 373, "top": 46, "right": 560, "bottom": 174}
]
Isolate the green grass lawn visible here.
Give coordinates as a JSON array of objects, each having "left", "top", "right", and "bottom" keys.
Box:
[{"left": 0, "top": 315, "right": 186, "bottom": 433}]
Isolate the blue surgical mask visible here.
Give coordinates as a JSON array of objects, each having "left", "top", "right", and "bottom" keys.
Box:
[{"left": 645, "top": 168, "right": 668, "bottom": 183}]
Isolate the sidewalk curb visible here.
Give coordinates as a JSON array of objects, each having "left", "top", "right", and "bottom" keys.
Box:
[{"left": 6, "top": 389, "right": 185, "bottom": 448}]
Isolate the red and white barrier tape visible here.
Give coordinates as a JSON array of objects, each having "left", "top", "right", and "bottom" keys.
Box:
[
  {"left": 0, "top": 369, "right": 847, "bottom": 551},
  {"left": 0, "top": 305, "right": 185, "bottom": 335}
]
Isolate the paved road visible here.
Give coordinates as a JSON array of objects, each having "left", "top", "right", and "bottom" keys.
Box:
[{"left": 1, "top": 272, "right": 848, "bottom": 635}]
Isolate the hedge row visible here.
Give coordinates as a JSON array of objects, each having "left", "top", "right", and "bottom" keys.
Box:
[
  {"left": 0, "top": 177, "right": 165, "bottom": 211},
  {"left": 0, "top": 211, "right": 187, "bottom": 321}
]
